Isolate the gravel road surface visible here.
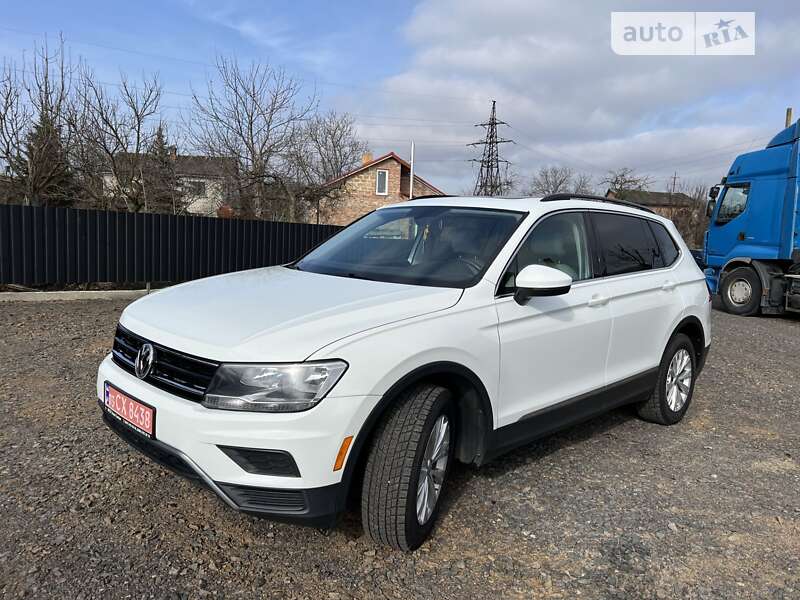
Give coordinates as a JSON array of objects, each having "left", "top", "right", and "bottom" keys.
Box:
[{"left": 0, "top": 299, "right": 798, "bottom": 599}]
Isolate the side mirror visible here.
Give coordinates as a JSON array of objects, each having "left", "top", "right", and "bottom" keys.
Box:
[
  {"left": 705, "top": 198, "right": 717, "bottom": 218},
  {"left": 514, "top": 265, "right": 573, "bottom": 305},
  {"left": 709, "top": 185, "right": 720, "bottom": 200}
]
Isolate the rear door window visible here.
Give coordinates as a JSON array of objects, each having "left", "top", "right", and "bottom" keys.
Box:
[
  {"left": 648, "top": 221, "right": 680, "bottom": 267},
  {"left": 591, "top": 212, "right": 660, "bottom": 276}
]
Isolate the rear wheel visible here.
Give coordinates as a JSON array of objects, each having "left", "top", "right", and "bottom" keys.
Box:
[
  {"left": 720, "top": 266, "right": 761, "bottom": 316},
  {"left": 361, "top": 384, "right": 455, "bottom": 551},
  {"left": 637, "top": 333, "right": 697, "bottom": 425}
]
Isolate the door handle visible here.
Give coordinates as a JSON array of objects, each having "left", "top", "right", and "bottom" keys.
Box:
[
  {"left": 661, "top": 281, "right": 677, "bottom": 291},
  {"left": 587, "top": 294, "right": 610, "bottom": 307}
]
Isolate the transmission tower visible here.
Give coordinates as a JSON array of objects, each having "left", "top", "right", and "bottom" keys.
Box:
[{"left": 468, "top": 100, "right": 513, "bottom": 196}]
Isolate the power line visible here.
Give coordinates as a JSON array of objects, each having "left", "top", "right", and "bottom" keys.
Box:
[
  {"left": 510, "top": 127, "right": 609, "bottom": 173},
  {"left": 353, "top": 114, "right": 474, "bottom": 125},
  {"left": 0, "top": 25, "right": 478, "bottom": 103},
  {"left": 628, "top": 135, "right": 771, "bottom": 171}
]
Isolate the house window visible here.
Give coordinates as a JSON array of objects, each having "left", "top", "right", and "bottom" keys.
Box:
[
  {"left": 376, "top": 169, "right": 388, "bottom": 195},
  {"left": 185, "top": 180, "right": 207, "bottom": 197}
]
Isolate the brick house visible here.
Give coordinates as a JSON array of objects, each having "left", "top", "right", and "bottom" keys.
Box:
[{"left": 320, "top": 152, "right": 444, "bottom": 225}]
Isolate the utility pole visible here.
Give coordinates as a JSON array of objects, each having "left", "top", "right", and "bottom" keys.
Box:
[
  {"left": 469, "top": 100, "right": 513, "bottom": 196},
  {"left": 670, "top": 171, "right": 679, "bottom": 196},
  {"left": 409, "top": 140, "right": 415, "bottom": 199}
]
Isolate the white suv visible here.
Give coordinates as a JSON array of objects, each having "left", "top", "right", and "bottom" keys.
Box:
[{"left": 97, "top": 194, "right": 711, "bottom": 550}]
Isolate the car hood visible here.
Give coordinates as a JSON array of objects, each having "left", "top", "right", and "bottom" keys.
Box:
[{"left": 119, "top": 266, "right": 462, "bottom": 362}]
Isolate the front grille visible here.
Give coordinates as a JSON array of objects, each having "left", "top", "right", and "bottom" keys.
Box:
[
  {"left": 217, "top": 483, "right": 307, "bottom": 513},
  {"left": 112, "top": 324, "right": 219, "bottom": 401}
]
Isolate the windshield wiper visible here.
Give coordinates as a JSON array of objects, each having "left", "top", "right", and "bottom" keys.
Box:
[{"left": 342, "top": 272, "right": 376, "bottom": 281}]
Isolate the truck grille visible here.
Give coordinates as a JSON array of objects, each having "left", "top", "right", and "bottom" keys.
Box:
[{"left": 112, "top": 324, "right": 219, "bottom": 401}]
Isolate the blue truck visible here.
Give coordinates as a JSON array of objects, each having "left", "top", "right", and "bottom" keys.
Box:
[{"left": 702, "top": 120, "right": 800, "bottom": 316}]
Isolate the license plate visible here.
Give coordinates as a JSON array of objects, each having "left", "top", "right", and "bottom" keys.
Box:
[{"left": 103, "top": 382, "right": 155, "bottom": 438}]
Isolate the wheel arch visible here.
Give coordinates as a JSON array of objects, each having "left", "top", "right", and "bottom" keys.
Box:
[
  {"left": 337, "top": 361, "right": 495, "bottom": 511},
  {"left": 670, "top": 315, "right": 706, "bottom": 372},
  {"left": 720, "top": 256, "right": 753, "bottom": 276},
  {"left": 721, "top": 258, "right": 786, "bottom": 310}
]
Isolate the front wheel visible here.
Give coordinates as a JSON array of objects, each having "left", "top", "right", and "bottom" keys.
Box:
[
  {"left": 361, "top": 384, "right": 455, "bottom": 551},
  {"left": 720, "top": 266, "right": 761, "bottom": 316},
  {"left": 637, "top": 333, "right": 697, "bottom": 425}
]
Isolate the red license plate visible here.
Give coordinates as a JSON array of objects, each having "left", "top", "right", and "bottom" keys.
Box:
[{"left": 104, "top": 382, "right": 155, "bottom": 438}]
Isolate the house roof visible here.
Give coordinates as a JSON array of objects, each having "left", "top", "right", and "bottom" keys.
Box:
[
  {"left": 605, "top": 189, "right": 696, "bottom": 207},
  {"left": 324, "top": 151, "right": 445, "bottom": 195},
  {"left": 175, "top": 155, "right": 236, "bottom": 178},
  {"left": 102, "top": 153, "right": 236, "bottom": 179}
]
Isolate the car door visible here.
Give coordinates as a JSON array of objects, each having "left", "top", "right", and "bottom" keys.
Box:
[
  {"left": 589, "top": 211, "right": 685, "bottom": 385},
  {"left": 494, "top": 211, "right": 613, "bottom": 426}
]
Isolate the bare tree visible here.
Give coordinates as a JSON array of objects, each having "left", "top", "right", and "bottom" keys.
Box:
[
  {"left": 601, "top": 167, "right": 653, "bottom": 198},
  {"left": 283, "top": 110, "right": 368, "bottom": 222},
  {"left": 664, "top": 180, "right": 708, "bottom": 247},
  {"left": 0, "top": 38, "right": 78, "bottom": 206},
  {"left": 527, "top": 165, "right": 595, "bottom": 196},
  {"left": 572, "top": 171, "right": 595, "bottom": 195},
  {"left": 186, "top": 56, "right": 316, "bottom": 221},
  {"left": 0, "top": 60, "right": 31, "bottom": 200},
  {"left": 75, "top": 69, "right": 162, "bottom": 212}
]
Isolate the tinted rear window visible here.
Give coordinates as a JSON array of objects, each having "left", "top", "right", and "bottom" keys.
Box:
[
  {"left": 591, "top": 212, "right": 660, "bottom": 276},
  {"left": 649, "top": 221, "right": 680, "bottom": 267}
]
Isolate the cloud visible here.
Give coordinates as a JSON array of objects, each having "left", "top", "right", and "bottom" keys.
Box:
[
  {"left": 353, "top": 0, "right": 800, "bottom": 194},
  {"left": 179, "top": 0, "right": 340, "bottom": 74}
]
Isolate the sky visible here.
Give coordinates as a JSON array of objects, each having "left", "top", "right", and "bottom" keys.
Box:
[{"left": 2, "top": 0, "right": 799, "bottom": 195}]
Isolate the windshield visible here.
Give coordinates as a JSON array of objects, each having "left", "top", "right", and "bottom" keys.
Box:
[{"left": 294, "top": 206, "right": 526, "bottom": 287}]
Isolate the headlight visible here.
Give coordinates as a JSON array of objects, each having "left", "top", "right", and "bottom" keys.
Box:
[{"left": 203, "top": 360, "right": 348, "bottom": 412}]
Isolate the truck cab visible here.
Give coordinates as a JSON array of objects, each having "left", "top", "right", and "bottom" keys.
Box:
[{"left": 703, "top": 121, "right": 800, "bottom": 315}]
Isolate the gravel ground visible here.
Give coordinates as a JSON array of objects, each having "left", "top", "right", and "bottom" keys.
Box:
[{"left": 0, "top": 299, "right": 798, "bottom": 599}]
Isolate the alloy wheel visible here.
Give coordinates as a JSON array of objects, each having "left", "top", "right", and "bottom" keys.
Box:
[
  {"left": 416, "top": 414, "right": 450, "bottom": 525},
  {"left": 665, "top": 348, "right": 692, "bottom": 412}
]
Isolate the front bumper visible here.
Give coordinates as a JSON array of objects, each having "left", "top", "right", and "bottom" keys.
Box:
[
  {"left": 97, "top": 354, "right": 377, "bottom": 526},
  {"left": 101, "top": 409, "right": 341, "bottom": 526}
]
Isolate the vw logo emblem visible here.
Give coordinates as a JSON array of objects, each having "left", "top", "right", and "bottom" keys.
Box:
[{"left": 135, "top": 343, "right": 155, "bottom": 379}]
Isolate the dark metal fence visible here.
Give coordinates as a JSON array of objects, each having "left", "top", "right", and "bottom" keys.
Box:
[{"left": 0, "top": 204, "right": 341, "bottom": 286}]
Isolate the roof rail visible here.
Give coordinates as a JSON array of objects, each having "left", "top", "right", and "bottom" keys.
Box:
[
  {"left": 539, "top": 193, "right": 655, "bottom": 214},
  {"left": 408, "top": 193, "right": 453, "bottom": 200}
]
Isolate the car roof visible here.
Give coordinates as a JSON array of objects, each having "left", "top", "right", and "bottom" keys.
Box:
[{"left": 380, "top": 195, "right": 666, "bottom": 221}]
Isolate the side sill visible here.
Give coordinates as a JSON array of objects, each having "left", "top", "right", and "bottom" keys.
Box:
[{"left": 483, "top": 368, "right": 658, "bottom": 463}]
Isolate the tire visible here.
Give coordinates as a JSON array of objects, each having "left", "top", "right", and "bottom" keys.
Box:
[
  {"left": 720, "top": 266, "right": 761, "bottom": 316},
  {"left": 637, "top": 333, "right": 697, "bottom": 425},
  {"left": 361, "top": 384, "right": 455, "bottom": 551}
]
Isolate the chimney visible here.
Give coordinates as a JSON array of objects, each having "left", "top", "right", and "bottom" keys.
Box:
[
  {"left": 169, "top": 146, "right": 178, "bottom": 160},
  {"left": 361, "top": 152, "right": 373, "bottom": 165}
]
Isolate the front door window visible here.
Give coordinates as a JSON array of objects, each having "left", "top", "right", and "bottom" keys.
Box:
[{"left": 716, "top": 185, "right": 750, "bottom": 224}]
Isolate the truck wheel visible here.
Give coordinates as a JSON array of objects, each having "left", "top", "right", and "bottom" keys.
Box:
[
  {"left": 361, "top": 384, "right": 455, "bottom": 551},
  {"left": 637, "top": 333, "right": 696, "bottom": 425},
  {"left": 720, "top": 266, "right": 761, "bottom": 316}
]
